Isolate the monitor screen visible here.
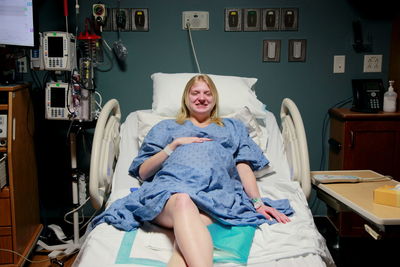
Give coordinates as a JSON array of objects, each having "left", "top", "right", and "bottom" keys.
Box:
[
  {"left": 48, "top": 37, "right": 64, "bottom": 57},
  {"left": 0, "top": 0, "right": 35, "bottom": 47},
  {"left": 50, "top": 87, "right": 66, "bottom": 108}
]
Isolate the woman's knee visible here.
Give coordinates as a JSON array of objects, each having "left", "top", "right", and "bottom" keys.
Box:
[{"left": 171, "top": 193, "right": 196, "bottom": 212}]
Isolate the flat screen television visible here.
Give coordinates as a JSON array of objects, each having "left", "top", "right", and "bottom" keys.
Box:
[{"left": 0, "top": 0, "right": 36, "bottom": 47}]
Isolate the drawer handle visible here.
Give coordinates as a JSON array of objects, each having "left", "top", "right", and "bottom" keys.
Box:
[
  {"left": 328, "top": 138, "right": 342, "bottom": 153},
  {"left": 12, "top": 117, "right": 15, "bottom": 141},
  {"left": 350, "top": 130, "right": 354, "bottom": 148},
  {"left": 364, "top": 224, "right": 381, "bottom": 240}
]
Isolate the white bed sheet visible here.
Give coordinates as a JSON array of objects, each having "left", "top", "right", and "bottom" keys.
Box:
[{"left": 74, "top": 110, "right": 335, "bottom": 267}]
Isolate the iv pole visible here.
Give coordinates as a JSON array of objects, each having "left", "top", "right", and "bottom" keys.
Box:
[{"left": 36, "top": 129, "right": 83, "bottom": 259}]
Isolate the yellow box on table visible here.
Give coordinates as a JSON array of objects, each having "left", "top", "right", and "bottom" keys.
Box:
[{"left": 374, "top": 185, "right": 400, "bottom": 207}]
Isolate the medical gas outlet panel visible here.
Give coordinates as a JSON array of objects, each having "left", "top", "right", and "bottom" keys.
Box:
[{"left": 43, "top": 31, "right": 77, "bottom": 71}]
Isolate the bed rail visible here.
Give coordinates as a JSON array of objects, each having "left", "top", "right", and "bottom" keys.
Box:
[
  {"left": 90, "top": 99, "right": 121, "bottom": 210},
  {"left": 280, "top": 98, "right": 311, "bottom": 199}
]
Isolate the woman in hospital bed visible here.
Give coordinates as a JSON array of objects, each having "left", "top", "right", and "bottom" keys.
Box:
[{"left": 91, "top": 74, "right": 293, "bottom": 267}]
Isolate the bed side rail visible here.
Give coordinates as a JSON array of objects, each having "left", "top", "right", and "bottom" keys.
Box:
[
  {"left": 280, "top": 98, "right": 311, "bottom": 199},
  {"left": 90, "top": 99, "right": 121, "bottom": 210}
]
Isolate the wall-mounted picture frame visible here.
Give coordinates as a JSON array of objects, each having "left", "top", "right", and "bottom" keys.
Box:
[
  {"left": 288, "top": 39, "right": 306, "bottom": 62},
  {"left": 262, "top": 8, "right": 280, "bottom": 31},
  {"left": 263, "top": 40, "right": 281, "bottom": 62},
  {"left": 280, "top": 8, "right": 298, "bottom": 31}
]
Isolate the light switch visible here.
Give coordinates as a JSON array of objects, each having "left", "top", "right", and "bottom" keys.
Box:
[{"left": 333, "top": 55, "right": 345, "bottom": 73}]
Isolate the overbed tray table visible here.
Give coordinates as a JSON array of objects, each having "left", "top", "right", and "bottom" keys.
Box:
[{"left": 312, "top": 170, "right": 400, "bottom": 240}]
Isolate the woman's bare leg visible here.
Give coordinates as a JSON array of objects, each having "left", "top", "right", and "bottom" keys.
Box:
[
  {"left": 167, "top": 212, "right": 214, "bottom": 267},
  {"left": 154, "top": 193, "right": 213, "bottom": 267}
]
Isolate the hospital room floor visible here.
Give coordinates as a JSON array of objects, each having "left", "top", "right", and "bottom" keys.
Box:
[
  {"left": 314, "top": 216, "right": 397, "bottom": 267},
  {"left": 27, "top": 253, "right": 76, "bottom": 267}
]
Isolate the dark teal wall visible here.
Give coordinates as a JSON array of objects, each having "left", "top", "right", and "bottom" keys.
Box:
[
  {"left": 74, "top": 0, "right": 391, "bottom": 172},
  {"left": 34, "top": 0, "right": 393, "bottom": 216}
]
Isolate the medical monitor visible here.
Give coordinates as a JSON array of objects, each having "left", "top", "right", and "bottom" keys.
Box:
[
  {"left": 0, "top": 0, "right": 36, "bottom": 47},
  {"left": 45, "top": 81, "right": 96, "bottom": 121},
  {"left": 43, "top": 31, "right": 77, "bottom": 71},
  {"left": 45, "top": 82, "right": 70, "bottom": 120}
]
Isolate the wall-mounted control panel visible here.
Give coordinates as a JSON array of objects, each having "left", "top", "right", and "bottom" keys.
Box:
[
  {"left": 225, "top": 7, "right": 299, "bottom": 32},
  {"left": 225, "top": 8, "right": 242, "bottom": 31},
  {"left": 280, "top": 8, "right": 298, "bottom": 31},
  {"left": 243, "top": 8, "right": 261, "bottom": 31},
  {"left": 182, "top": 11, "right": 209, "bottom": 30},
  {"left": 132, "top": 9, "right": 149, "bottom": 31},
  {"left": 103, "top": 8, "right": 149, "bottom": 32},
  {"left": 262, "top": 8, "right": 280, "bottom": 31},
  {"left": 112, "top": 8, "right": 130, "bottom": 31}
]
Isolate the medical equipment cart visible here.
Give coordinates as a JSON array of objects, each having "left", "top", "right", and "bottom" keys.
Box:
[{"left": 0, "top": 84, "right": 42, "bottom": 266}]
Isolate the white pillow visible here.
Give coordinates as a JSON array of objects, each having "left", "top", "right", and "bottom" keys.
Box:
[
  {"left": 151, "top": 73, "right": 266, "bottom": 118},
  {"left": 136, "top": 111, "right": 173, "bottom": 147},
  {"left": 223, "top": 107, "right": 274, "bottom": 178},
  {"left": 223, "top": 106, "right": 264, "bottom": 151}
]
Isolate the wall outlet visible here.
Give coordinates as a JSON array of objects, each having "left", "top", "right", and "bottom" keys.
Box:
[
  {"left": 333, "top": 55, "right": 345, "bottom": 73},
  {"left": 182, "top": 11, "right": 209, "bottom": 30},
  {"left": 16, "top": 57, "right": 28, "bottom": 73},
  {"left": 363, "top": 54, "right": 382, "bottom": 73}
]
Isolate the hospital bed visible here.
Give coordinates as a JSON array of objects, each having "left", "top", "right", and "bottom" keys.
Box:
[{"left": 74, "top": 73, "right": 335, "bottom": 266}]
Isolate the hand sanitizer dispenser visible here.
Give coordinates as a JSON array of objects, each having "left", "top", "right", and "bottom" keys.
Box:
[{"left": 383, "top": 80, "right": 397, "bottom": 112}]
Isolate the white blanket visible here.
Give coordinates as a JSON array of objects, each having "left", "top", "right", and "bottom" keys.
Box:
[{"left": 74, "top": 180, "right": 334, "bottom": 267}]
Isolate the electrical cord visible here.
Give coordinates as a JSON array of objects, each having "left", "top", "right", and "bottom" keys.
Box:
[
  {"left": 0, "top": 249, "right": 51, "bottom": 264},
  {"left": 95, "top": 39, "right": 114, "bottom": 72},
  {"left": 319, "top": 96, "right": 353, "bottom": 171},
  {"left": 63, "top": 196, "right": 89, "bottom": 225},
  {"left": 186, "top": 23, "right": 202, "bottom": 74},
  {"left": 310, "top": 96, "right": 353, "bottom": 213},
  {"left": 94, "top": 90, "right": 103, "bottom": 119}
]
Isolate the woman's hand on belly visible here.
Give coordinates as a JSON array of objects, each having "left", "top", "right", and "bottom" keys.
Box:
[{"left": 170, "top": 137, "right": 213, "bottom": 150}]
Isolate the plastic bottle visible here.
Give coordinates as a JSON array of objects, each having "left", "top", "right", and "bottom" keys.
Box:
[{"left": 383, "top": 80, "right": 397, "bottom": 112}]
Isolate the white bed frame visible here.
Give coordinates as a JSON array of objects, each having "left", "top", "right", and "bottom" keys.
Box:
[{"left": 89, "top": 98, "right": 311, "bottom": 210}]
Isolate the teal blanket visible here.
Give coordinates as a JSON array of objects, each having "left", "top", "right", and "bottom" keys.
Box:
[{"left": 116, "top": 222, "right": 256, "bottom": 265}]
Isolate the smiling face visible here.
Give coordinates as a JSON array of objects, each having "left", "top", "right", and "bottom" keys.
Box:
[{"left": 186, "top": 80, "right": 216, "bottom": 118}]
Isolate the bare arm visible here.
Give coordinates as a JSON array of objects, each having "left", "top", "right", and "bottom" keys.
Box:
[
  {"left": 236, "top": 163, "right": 290, "bottom": 223},
  {"left": 138, "top": 137, "right": 212, "bottom": 180}
]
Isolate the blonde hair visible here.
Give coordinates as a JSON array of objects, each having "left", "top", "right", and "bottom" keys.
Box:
[{"left": 176, "top": 74, "right": 223, "bottom": 126}]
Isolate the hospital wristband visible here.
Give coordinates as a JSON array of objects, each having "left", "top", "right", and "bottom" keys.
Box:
[
  {"left": 163, "top": 145, "right": 173, "bottom": 156},
  {"left": 252, "top": 198, "right": 263, "bottom": 209}
]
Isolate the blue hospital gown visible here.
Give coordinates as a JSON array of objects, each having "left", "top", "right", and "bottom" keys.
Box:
[{"left": 91, "top": 118, "right": 293, "bottom": 231}]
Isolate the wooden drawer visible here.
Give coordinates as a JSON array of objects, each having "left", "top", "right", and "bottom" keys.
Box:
[
  {"left": 0, "top": 194, "right": 11, "bottom": 226},
  {"left": 0, "top": 227, "right": 13, "bottom": 264}
]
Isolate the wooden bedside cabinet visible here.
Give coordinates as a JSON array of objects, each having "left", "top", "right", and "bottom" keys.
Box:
[
  {"left": 328, "top": 108, "right": 400, "bottom": 181},
  {"left": 0, "top": 84, "right": 42, "bottom": 266}
]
